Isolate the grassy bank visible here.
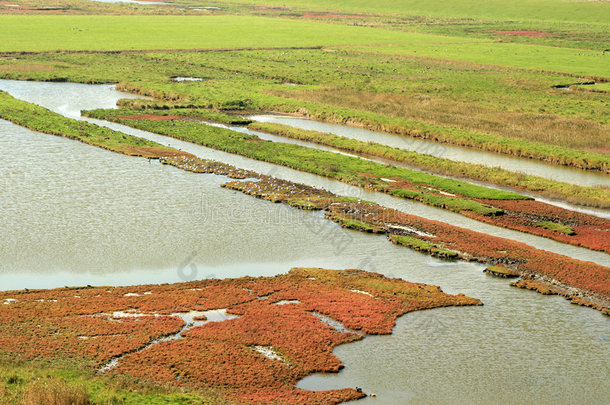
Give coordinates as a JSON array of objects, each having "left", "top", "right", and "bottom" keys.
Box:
[
  {"left": 229, "top": 0, "right": 610, "bottom": 24},
  {"left": 0, "top": 362, "right": 225, "bottom": 404},
  {"left": 388, "top": 234, "right": 459, "bottom": 259},
  {"left": 84, "top": 109, "right": 610, "bottom": 254},
  {"left": 0, "top": 90, "right": 190, "bottom": 160},
  {"left": 266, "top": 101, "right": 610, "bottom": 173},
  {"left": 84, "top": 108, "right": 527, "bottom": 202},
  {"left": 249, "top": 122, "right": 610, "bottom": 208},
  {"left": 1, "top": 48, "right": 608, "bottom": 172},
  {"left": 115, "top": 107, "right": 252, "bottom": 125}
]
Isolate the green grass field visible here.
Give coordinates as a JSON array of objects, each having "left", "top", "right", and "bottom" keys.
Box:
[
  {"left": 1, "top": 48, "right": 607, "bottom": 156},
  {"left": 343, "top": 42, "right": 609, "bottom": 79},
  {"left": 0, "top": 13, "right": 607, "bottom": 79},
  {"left": 0, "top": 15, "right": 435, "bottom": 52},
  {"left": 229, "top": 0, "right": 610, "bottom": 24}
]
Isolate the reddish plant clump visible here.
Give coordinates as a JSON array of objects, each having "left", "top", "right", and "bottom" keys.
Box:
[
  {"left": 0, "top": 268, "right": 480, "bottom": 404},
  {"left": 472, "top": 199, "right": 610, "bottom": 253},
  {"left": 222, "top": 177, "right": 610, "bottom": 310}
]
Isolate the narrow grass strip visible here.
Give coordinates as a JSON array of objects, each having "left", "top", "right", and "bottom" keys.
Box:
[
  {"left": 276, "top": 102, "right": 610, "bottom": 173},
  {"left": 249, "top": 122, "right": 610, "bottom": 208},
  {"left": 84, "top": 108, "right": 530, "bottom": 206},
  {"left": 0, "top": 91, "right": 185, "bottom": 159}
]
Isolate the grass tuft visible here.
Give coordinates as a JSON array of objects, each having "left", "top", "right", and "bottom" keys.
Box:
[{"left": 535, "top": 221, "right": 576, "bottom": 235}]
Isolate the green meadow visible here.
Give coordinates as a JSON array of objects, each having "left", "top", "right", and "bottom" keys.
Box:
[
  {"left": 0, "top": 15, "right": 438, "bottom": 52},
  {"left": 343, "top": 42, "right": 609, "bottom": 79},
  {"left": 0, "top": 13, "right": 607, "bottom": 79},
  {"left": 229, "top": 0, "right": 610, "bottom": 24}
]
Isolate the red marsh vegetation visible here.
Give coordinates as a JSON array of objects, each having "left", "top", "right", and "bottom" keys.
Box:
[
  {"left": 0, "top": 268, "right": 481, "bottom": 404},
  {"left": 222, "top": 177, "right": 610, "bottom": 312}
]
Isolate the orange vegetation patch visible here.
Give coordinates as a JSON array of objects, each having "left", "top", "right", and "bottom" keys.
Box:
[
  {"left": 510, "top": 279, "right": 560, "bottom": 295},
  {"left": 118, "top": 114, "right": 183, "bottom": 121},
  {"left": 492, "top": 30, "right": 553, "bottom": 37},
  {"left": 222, "top": 178, "right": 610, "bottom": 307},
  {"left": 0, "top": 268, "right": 480, "bottom": 404},
  {"left": 473, "top": 199, "right": 610, "bottom": 254}
]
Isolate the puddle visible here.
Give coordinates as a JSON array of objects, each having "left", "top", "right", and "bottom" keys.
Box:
[
  {"left": 312, "top": 312, "right": 360, "bottom": 335},
  {"left": 254, "top": 345, "right": 286, "bottom": 362},
  {"left": 274, "top": 299, "right": 301, "bottom": 305},
  {"left": 172, "top": 77, "right": 206, "bottom": 82},
  {"left": 350, "top": 289, "right": 373, "bottom": 297},
  {"left": 100, "top": 308, "right": 239, "bottom": 372}
]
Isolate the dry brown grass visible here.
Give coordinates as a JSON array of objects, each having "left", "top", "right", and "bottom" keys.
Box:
[
  {"left": 19, "top": 377, "right": 89, "bottom": 405},
  {"left": 276, "top": 88, "right": 610, "bottom": 152},
  {"left": 0, "top": 63, "right": 56, "bottom": 73}
]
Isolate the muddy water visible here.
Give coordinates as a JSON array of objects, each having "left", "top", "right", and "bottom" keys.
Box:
[
  {"left": 0, "top": 80, "right": 609, "bottom": 404},
  {"left": 0, "top": 79, "right": 607, "bottom": 267},
  {"left": 249, "top": 115, "right": 610, "bottom": 188}
]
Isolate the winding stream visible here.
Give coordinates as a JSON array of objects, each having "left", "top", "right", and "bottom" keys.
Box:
[
  {"left": 249, "top": 114, "right": 610, "bottom": 188},
  {"left": 216, "top": 120, "right": 610, "bottom": 219},
  {"left": 0, "top": 80, "right": 608, "bottom": 404},
  {"left": 100, "top": 309, "right": 239, "bottom": 372}
]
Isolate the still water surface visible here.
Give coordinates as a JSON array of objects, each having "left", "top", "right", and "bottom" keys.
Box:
[
  {"left": 219, "top": 119, "right": 610, "bottom": 218},
  {"left": 0, "top": 80, "right": 607, "bottom": 266},
  {"left": 249, "top": 114, "right": 610, "bottom": 188},
  {"left": 0, "top": 80, "right": 608, "bottom": 404}
]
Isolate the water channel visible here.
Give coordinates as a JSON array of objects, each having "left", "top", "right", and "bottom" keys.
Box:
[{"left": 0, "top": 80, "right": 607, "bottom": 404}]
